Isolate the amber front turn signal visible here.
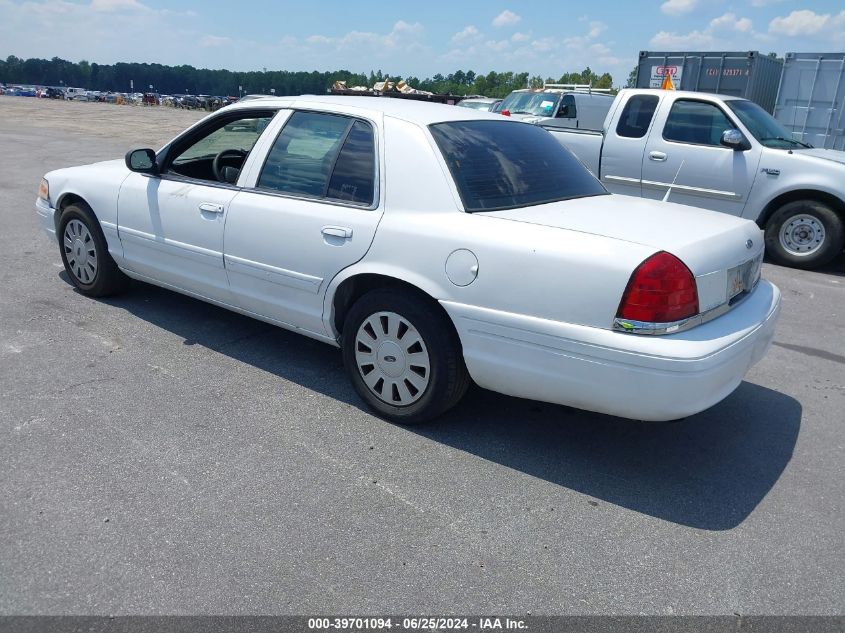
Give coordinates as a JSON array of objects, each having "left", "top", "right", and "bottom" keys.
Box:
[{"left": 38, "top": 178, "right": 50, "bottom": 202}]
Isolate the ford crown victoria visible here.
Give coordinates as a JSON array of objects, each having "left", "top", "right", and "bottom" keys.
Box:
[{"left": 36, "top": 96, "right": 781, "bottom": 423}]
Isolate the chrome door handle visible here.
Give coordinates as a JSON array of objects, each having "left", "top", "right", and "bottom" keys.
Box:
[
  {"left": 199, "top": 202, "right": 224, "bottom": 214},
  {"left": 322, "top": 226, "right": 353, "bottom": 239},
  {"left": 648, "top": 151, "right": 668, "bottom": 162}
]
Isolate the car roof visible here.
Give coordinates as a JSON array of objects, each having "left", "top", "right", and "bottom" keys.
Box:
[
  {"left": 619, "top": 88, "right": 744, "bottom": 102},
  {"left": 226, "top": 94, "right": 507, "bottom": 125}
]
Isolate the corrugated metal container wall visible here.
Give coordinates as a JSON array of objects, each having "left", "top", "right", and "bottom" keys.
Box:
[
  {"left": 636, "top": 51, "right": 784, "bottom": 112},
  {"left": 773, "top": 52, "right": 845, "bottom": 151}
]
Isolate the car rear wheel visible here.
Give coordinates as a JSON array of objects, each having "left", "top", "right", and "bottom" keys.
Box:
[
  {"left": 764, "top": 200, "right": 843, "bottom": 269},
  {"left": 341, "top": 289, "right": 469, "bottom": 424},
  {"left": 58, "top": 203, "right": 129, "bottom": 297}
]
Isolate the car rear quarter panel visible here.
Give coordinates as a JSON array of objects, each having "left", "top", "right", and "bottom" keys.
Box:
[{"left": 323, "top": 115, "right": 657, "bottom": 337}]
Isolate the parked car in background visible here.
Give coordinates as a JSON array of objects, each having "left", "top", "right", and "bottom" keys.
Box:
[
  {"left": 456, "top": 97, "right": 500, "bottom": 111},
  {"left": 36, "top": 96, "right": 779, "bottom": 424},
  {"left": 45, "top": 87, "right": 65, "bottom": 99},
  {"left": 64, "top": 87, "right": 86, "bottom": 100},
  {"left": 501, "top": 85, "right": 615, "bottom": 130},
  {"left": 549, "top": 88, "right": 845, "bottom": 269}
]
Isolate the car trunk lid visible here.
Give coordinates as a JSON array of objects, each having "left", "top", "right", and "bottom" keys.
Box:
[{"left": 485, "top": 195, "right": 765, "bottom": 316}]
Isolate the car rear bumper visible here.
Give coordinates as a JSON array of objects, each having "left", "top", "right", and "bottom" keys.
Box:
[
  {"left": 442, "top": 280, "right": 781, "bottom": 421},
  {"left": 36, "top": 196, "right": 57, "bottom": 241}
]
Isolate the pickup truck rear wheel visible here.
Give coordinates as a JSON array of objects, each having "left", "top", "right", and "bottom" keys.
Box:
[
  {"left": 58, "top": 203, "right": 129, "bottom": 297},
  {"left": 342, "top": 289, "right": 469, "bottom": 424},
  {"left": 764, "top": 200, "right": 843, "bottom": 269}
]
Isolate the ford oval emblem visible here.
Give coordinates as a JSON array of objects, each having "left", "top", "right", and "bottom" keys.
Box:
[{"left": 746, "top": 239, "right": 753, "bottom": 249}]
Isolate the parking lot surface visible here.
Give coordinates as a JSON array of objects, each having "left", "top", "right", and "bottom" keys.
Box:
[{"left": 1, "top": 96, "right": 843, "bottom": 615}]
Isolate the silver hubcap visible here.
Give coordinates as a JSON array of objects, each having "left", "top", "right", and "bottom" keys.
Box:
[
  {"left": 354, "top": 311, "right": 431, "bottom": 407},
  {"left": 779, "top": 214, "right": 826, "bottom": 256},
  {"left": 63, "top": 219, "right": 98, "bottom": 284}
]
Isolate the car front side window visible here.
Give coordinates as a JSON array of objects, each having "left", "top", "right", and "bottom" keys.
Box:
[
  {"left": 166, "top": 112, "right": 275, "bottom": 184},
  {"left": 663, "top": 100, "right": 734, "bottom": 147}
]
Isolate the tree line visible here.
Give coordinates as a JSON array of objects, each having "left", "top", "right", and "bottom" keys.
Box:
[{"left": 0, "top": 56, "right": 616, "bottom": 98}]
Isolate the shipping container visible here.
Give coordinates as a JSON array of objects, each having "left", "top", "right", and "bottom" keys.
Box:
[
  {"left": 773, "top": 52, "right": 845, "bottom": 151},
  {"left": 636, "top": 51, "right": 783, "bottom": 113}
]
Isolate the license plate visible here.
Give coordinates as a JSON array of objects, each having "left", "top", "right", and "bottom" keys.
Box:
[{"left": 727, "top": 253, "right": 763, "bottom": 300}]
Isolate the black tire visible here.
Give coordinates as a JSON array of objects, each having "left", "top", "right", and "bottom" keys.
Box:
[
  {"left": 58, "top": 202, "right": 129, "bottom": 297},
  {"left": 341, "top": 288, "right": 470, "bottom": 424},
  {"left": 764, "top": 200, "right": 844, "bottom": 270}
]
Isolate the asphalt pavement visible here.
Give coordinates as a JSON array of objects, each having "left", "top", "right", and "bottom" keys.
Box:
[{"left": 1, "top": 106, "right": 843, "bottom": 616}]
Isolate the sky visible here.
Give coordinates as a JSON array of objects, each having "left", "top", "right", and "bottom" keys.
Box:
[{"left": 1, "top": 0, "right": 844, "bottom": 86}]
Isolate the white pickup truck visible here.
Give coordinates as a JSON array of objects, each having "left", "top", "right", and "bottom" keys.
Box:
[{"left": 548, "top": 88, "right": 845, "bottom": 269}]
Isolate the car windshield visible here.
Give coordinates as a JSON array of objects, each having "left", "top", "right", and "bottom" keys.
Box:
[
  {"left": 725, "top": 100, "right": 812, "bottom": 149},
  {"left": 500, "top": 92, "right": 561, "bottom": 116},
  {"left": 429, "top": 120, "right": 607, "bottom": 212}
]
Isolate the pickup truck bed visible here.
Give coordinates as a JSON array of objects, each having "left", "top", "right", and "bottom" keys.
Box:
[{"left": 546, "top": 89, "right": 845, "bottom": 269}]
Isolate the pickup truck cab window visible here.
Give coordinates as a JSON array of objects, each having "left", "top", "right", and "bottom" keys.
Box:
[
  {"left": 663, "top": 99, "right": 734, "bottom": 147},
  {"left": 615, "top": 95, "right": 658, "bottom": 138},
  {"left": 257, "top": 111, "right": 376, "bottom": 206},
  {"left": 429, "top": 120, "right": 607, "bottom": 212}
]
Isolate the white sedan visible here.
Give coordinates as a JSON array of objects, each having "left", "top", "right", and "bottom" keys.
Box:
[{"left": 36, "top": 96, "right": 781, "bottom": 423}]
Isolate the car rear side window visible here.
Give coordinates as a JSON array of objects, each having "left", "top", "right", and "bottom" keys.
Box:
[
  {"left": 326, "top": 120, "right": 375, "bottom": 205},
  {"left": 429, "top": 120, "right": 607, "bottom": 212},
  {"left": 616, "top": 95, "right": 659, "bottom": 138},
  {"left": 258, "top": 111, "right": 376, "bottom": 205}
]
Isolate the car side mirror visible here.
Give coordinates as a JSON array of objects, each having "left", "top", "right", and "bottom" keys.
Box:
[
  {"left": 125, "top": 148, "right": 158, "bottom": 175},
  {"left": 720, "top": 129, "right": 749, "bottom": 151}
]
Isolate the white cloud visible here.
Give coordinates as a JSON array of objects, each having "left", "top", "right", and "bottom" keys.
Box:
[
  {"left": 0, "top": 0, "right": 206, "bottom": 69},
  {"left": 660, "top": 0, "right": 698, "bottom": 16},
  {"left": 200, "top": 35, "right": 231, "bottom": 47},
  {"left": 530, "top": 37, "right": 556, "bottom": 53},
  {"left": 769, "top": 9, "right": 830, "bottom": 36},
  {"left": 492, "top": 10, "right": 521, "bottom": 28},
  {"left": 486, "top": 39, "right": 510, "bottom": 52},
  {"left": 306, "top": 20, "right": 425, "bottom": 51},
  {"left": 510, "top": 31, "right": 530, "bottom": 42},
  {"left": 587, "top": 21, "right": 607, "bottom": 38},
  {"left": 89, "top": 0, "right": 147, "bottom": 11},
  {"left": 649, "top": 29, "right": 714, "bottom": 48},
  {"left": 735, "top": 17, "right": 753, "bottom": 32},
  {"left": 451, "top": 25, "right": 481, "bottom": 44},
  {"left": 710, "top": 13, "right": 753, "bottom": 33},
  {"left": 651, "top": 10, "right": 759, "bottom": 49}
]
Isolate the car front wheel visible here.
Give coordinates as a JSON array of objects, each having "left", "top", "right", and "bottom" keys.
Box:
[
  {"left": 58, "top": 202, "right": 129, "bottom": 297},
  {"left": 764, "top": 200, "right": 844, "bottom": 269},
  {"left": 341, "top": 289, "right": 469, "bottom": 424}
]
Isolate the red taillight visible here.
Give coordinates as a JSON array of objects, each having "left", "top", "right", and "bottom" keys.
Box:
[
  {"left": 501, "top": 109, "right": 511, "bottom": 116},
  {"left": 616, "top": 252, "right": 699, "bottom": 323}
]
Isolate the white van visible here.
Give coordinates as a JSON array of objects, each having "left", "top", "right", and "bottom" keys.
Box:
[
  {"left": 500, "top": 84, "right": 615, "bottom": 131},
  {"left": 64, "top": 87, "right": 86, "bottom": 100}
]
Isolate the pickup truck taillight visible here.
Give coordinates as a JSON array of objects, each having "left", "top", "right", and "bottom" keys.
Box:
[{"left": 616, "top": 252, "right": 699, "bottom": 324}]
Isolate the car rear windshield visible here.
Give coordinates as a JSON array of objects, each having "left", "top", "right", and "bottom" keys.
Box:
[{"left": 429, "top": 120, "right": 607, "bottom": 212}]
